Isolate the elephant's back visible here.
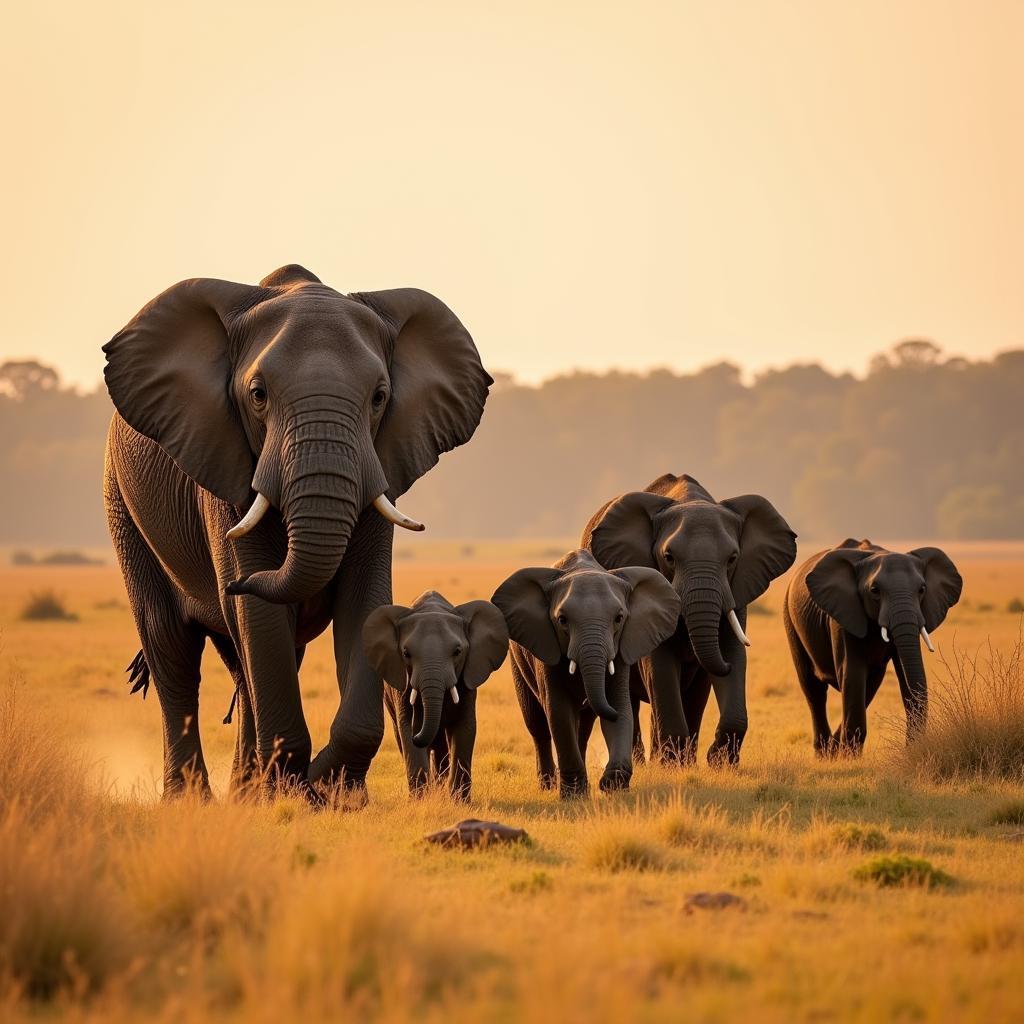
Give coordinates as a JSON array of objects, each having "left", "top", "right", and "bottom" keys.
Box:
[{"left": 579, "top": 497, "right": 615, "bottom": 551}]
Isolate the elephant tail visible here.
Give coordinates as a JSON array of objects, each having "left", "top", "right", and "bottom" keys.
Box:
[{"left": 125, "top": 649, "right": 150, "bottom": 699}]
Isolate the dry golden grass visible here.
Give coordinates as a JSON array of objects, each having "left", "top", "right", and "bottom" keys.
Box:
[{"left": 1, "top": 542, "right": 1024, "bottom": 1021}]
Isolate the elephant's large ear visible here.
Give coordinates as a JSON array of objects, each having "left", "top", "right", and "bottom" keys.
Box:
[
  {"left": 590, "top": 492, "right": 674, "bottom": 569},
  {"left": 491, "top": 568, "right": 563, "bottom": 666},
  {"left": 350, "top": 288, "right": 492, "bottom": 499},
  {"left": 806, "top": 549, "right": 872, "bottom": 638},
  {"left": 909, "top": 547, "right": 963, "bottom": 631},
  {"left": 612, "top": 567, "right": 682, "bottom": 664},
  {"left": 102, "top": 278, "right": 262, "bottom": 506},
  {"left": 362, "top": 604, "right": 410, "bottom": 690},
  {"left": 457, "top": 600, "right": 509, "bottom": 688},
  {"left": 722, "top": 494, "right": 798, "bottom": 608}
]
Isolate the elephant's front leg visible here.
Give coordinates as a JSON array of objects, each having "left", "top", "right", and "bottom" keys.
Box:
[
  {"left": 393, "top": 692, "right": 431, "bottom": 795},
  {"left": 599, "top": 659, "right": 634, "bottom": 792},
  {"left": 215, "top": 527, "right": 310, "bottom": 789},
  {"left": 645, "top": 641, "right": 690, "bottom": 765},
  {"left": 706, "top": 611, "right": 749, "bottom": 766},
  {"left": 447, "top": 689, "right": 477, "bottom": 802},
  {"left": 543, "top": 673, "right": 589, "bottom": 799},
  {"left": 310, "top": 513, "right": 392, "bottom": 793}
]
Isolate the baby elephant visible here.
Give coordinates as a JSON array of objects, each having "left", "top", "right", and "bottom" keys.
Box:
[
  {"left": 784, "top": 539, "right": 962, "bottom": 755},
  {"left": 363, "top": 591, "right": 509, "bottom": 799},
  {"left": 493, "top": 550, "right": 681, "bottom": 798}
]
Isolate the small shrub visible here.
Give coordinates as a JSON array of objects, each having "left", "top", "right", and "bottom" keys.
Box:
[
  {"left": 584, "top": 822, "right": 664, "bottom": 872},
  {"left": 747, "top": 602, "right": 772, "bottom": 617},
  {"left": 977, "top": 602, "right": 995, "bottom": 613},
  {"left": 1008, "top": 598, "right": 1024, "bottom": 614},
  {"left": 853, "top": 855, "right": 952, "bottom": 889},
  {"left": 510, "top": 871, "right": 552, "bottom": 894},
  {"left": 19, "top": 590, "right": 77, "bottom": 622},
  {"left": 900, "top": 634, "right": 1024, "bottom": 782},
  {"left": 657, "top": 797, "right": 730, "bottom": 851},
  {"left": 988, "top": 799, "right": 1024, "bottom": 827},
  {"left": 831, "top": 822, "right": 888, "bottom": 851}
]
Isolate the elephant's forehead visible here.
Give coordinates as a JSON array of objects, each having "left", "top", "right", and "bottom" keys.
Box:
[
  {"left": 866, "top": 553, "right": 923, "bottom": 581},
  {"left": 242, "top": 288, "right": 386, "bottom": 347},
  {"left": 661, "top": 502, "right": 739, "bottom": 537},
  {"left": 557, "top": 572, "right": 627, "bottom": 607},
  {"left": 400, "top": 611, "right": 465, "bottom": 645}
]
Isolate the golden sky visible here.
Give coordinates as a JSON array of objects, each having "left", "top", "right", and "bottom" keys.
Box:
[{"left": 3, "top": 0, "right": 1022, "bottom": 388}]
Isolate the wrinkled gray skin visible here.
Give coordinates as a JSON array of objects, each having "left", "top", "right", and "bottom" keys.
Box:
[
  {"left": 103, "top": 265, "right": 490, "bottom": 799},
  {"left": 363, "top": 591, "right": 508, "bottom": 800},
  {"left": 784, "top": 539, "right": 962, "bottom": 754},
  {"left": 493, "top": 550, "right": 681, "bottom": 798},
  {"left": 583, "top": 474, "right": 796, "bottom": 766}
]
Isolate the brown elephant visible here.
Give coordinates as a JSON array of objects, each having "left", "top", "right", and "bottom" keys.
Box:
[
  {"left": 582, "top": 473, "right": 796, "bottom": 766},
  {"left": 103, "top": 265, "right": 491, "bottom": 799},
  {"left": 363, "top": 591, "right": 508, "bottom": 800},
  {"left": 784, "top": 539, "right": 962, "bottom": 754}
]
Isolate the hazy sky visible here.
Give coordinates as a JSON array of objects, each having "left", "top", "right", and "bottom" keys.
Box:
[{"left": 3, "top": 1, "right": 1022, "bottom": 389}]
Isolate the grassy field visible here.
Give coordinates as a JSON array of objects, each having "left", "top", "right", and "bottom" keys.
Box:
[{"left": 2, "top": 540, "right": 1024, "bottom": 1022}]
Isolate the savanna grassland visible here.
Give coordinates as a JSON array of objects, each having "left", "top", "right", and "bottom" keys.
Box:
[{"left": 2, "top": 541, "right": 1024, "bottom": 1023}]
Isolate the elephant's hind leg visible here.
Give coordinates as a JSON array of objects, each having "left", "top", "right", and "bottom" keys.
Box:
[
  {"left": 511, "top": 651, "right": 555, "bottom": 790},
  {"left": 108, "top": 477, "right": 209, "bottom": 797},
  {"left": 783, "top": 604, "right": 833, "bottom": 755},
  {"left": 209, "top": 633, "right": 258, "bottom": 793}
]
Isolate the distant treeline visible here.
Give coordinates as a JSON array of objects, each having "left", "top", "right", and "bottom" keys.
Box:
[{"left": 1, "top": 340, "right": 1021, "bottom": 546}]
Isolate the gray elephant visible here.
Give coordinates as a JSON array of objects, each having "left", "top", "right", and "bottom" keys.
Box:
[
  {"left": 493, "top": 549, "right": 680, "bottom": 798},
  {"left": 784, "top": 539, "right": 962, "bottom": 754},
  {"left": 103, "top": 265, "right": 491, "bottom": 799},
  {"left": 363, "top": 591, "right": 508, "bottom": 800},
  {"left": 582, "top": 473, "right": 796, "bottom": 766}
]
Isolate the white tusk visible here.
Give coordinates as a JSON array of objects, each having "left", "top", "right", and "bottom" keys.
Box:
[
  {"left": 921, "top": 626, "right": 934, "bottom": 653},
  {"left": 727, "top": 609, "right": 751, "bottom": 647},
  {"left": 372, "top": 494, "right": 425, "bottom": 532},
  {"left": 449, "top": 686, "right": 460, "bottom": 704},
  {"left": 608, "top": 660, "right": 615, "bottom": 675},
  {"left": 409, "top": 688, "right": 418, "bottom": 704},
  {"left": 226, "top": 493, "right": 271, "bottom": 540},
  {"left": 881, "top": 626, "right": 889, "bottom": 643},
  {"left": 569, "top": 660, "right": 576, "bottom": 675}
]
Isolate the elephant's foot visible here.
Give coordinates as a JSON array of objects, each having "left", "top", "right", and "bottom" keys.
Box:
[
  {"left": 706, "top": 731, "right": 744, "bottom": 768},
  {"left": 538, "top": 772, "right": 556, "bottom": 791},
  {"left": 655, "top": 736, "right": 696, "bottom": 768},
  {"left": 599, "top": 766, "right": 632, "bottom": 792},
  {"left": 832, "top": 728, "right": 866, "bottom": 758},
  {"left": 558, "top": 774, "right": 590, "bottom": 800}
]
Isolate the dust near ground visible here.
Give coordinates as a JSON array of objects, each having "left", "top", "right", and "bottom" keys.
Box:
[{"left": 2, "top": 539, "right": 1023, "bottom": 1021}]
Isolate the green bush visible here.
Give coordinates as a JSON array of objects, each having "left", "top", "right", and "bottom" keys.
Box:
[
  {"left": 988, "top": 800, "right": 1024, "bottom": 827},
  {"left": 19, "top": 591, "right": 77, "bottom": 622},
  {"left": 853, "top": 855, "right": 952, "bottom": 889}
]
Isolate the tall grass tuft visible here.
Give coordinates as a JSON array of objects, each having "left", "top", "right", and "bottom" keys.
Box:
[
  {"left": 899, "top": 633, "right": 1024, "bottom": 783},
  {"left": 19, "top": 590, "right": 77, "bottom": 622}
]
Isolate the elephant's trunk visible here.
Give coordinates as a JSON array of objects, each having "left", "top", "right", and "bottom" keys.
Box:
[
  {"left": 888, "top": 602, "right": 928, "bottom": 738},
  {"left": 412, "top": 681, "right": 446, "bottom": 748},
  {"left": 226, "top": 399, "right": 385, "bottom": 604},
  {"left": 573, "top": 631, "right": 617, "bottom": 722},
  {"left": 680, "top": 564, "right": 731, "bottom": 677}
]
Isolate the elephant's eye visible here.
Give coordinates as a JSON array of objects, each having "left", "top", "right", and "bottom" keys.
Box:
[
  {"left": 453, "top": 645, "right": 463, "bottom": 658},
  {"left": 372, "top": 387, "right": 388, "bottom": 410},
  {"left": 402, "top": 647, "right": 411, "bottom": 660},
  {"left": 728, "top": 552, "right": 739, "bottom": 566},
  {"left": 663, "top": 551, "right": 674, "bottom": 565},
  {"left": 919, "top": 584, "right": 926, "bottom": 595},
  {"left": 614, "top": 611, "right": 624, "bottom": 625},
  {"left": 249, "top": 382, "right": 267, "bottom": 407},
  {"left": 869, "top": 584, "right": 880, "bottom": 596},
  {"left": 557, "top": 613, "right": 569, "bottom": 627}
]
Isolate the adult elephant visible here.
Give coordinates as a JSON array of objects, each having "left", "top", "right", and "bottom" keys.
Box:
[
  {"left": 103, "top": 265, "right": 491, "bottom": 799},
  {"left": 582, "top": 473, "right": 796, "bottom": 766}
]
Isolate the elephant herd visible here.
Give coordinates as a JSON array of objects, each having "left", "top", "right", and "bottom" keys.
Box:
[{"left": 102, "top": 266, "right": 963, "bottom": 803}]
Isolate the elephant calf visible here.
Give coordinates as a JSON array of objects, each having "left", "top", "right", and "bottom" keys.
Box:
[
  {"left": 783, "top": 539, "right": 962, "bottom": 755},
  {"left": 363, "top": 591, "right": 508, "bottom": 800},
  {"left": 493, "top": 549, "right": 680, "bottom": 798}
]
